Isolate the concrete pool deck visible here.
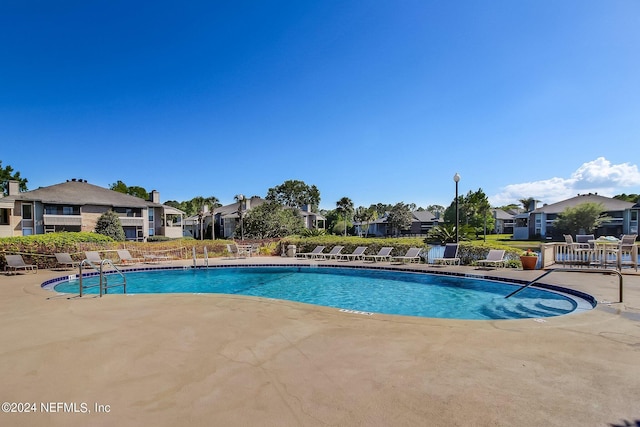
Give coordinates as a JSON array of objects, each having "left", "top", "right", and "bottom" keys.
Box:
[{"left": 0, "top": 256, "right": 638, "bottom": 427}]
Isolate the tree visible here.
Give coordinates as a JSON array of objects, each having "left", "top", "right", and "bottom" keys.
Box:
[
  {"left": 94, "top": 210, "right": 126, "bottom": 241},
  {"left": 426, "top": 205, "right": 445, "bottom": 217},
  {"left": 353, "top": 206, "right": 377, "bottom": 237},
  {"left": 553, "top": 202, "right": 611, "bottom": 235},
  {"left": 386, "top": 202, "right": 413, "bottom": 236},
  {"left": 109, "top": 180, "right": 149, "bottom": 200},
  {"left": 266, "top": 180, "right": 321, "bottom": 211},
  {"left": 1, "top": 160, "right": 28, "bottom": 196},
  {"left": 443, "top": 188, "right": 494, "bottom": 237},
  {"left": 370, "top": 203, "right": 392, "bottom": 217},
  {"left": 426, "top": 224, "right": 475, "bottom": 244},
  {"left": 242, "top": 201, "right": 303, "bottom": 239},
  {"left": 164, "top": 196, "right": 221, "bottom": 216},
  {"left": 336, "top": 197, "right": 354, "bottom": 236},
  {"left": 519, "top": 197, "right": 536, "bottom": 211},
  {"left": 614, "top": 193, "right": 640, "bottom": 203}
]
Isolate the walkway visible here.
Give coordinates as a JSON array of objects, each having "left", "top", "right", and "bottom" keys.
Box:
[{"left": 0, "top": 257, "right": 638, "bottom": 426}]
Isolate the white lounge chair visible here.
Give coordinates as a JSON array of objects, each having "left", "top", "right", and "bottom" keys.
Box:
[
  {"left": 296, "top": 246, "right": 326, "bottom": 259},
  {"left": 316, "top": 246, "right": 344, "bottom": 260},
  {"left": 364, "top": 247, "right": 393, "bottom": 263},
  {"left": 390, "top": 247, "right": 422, "bottom": 264},
  {"left": 55, "top": 252, "right": 80, "bottom": 269},
  {"left": 432, "top": 244, "right": 460, "bottom": 266},
  {"left": 476, "top": 249, "right": 505, "bottom": 269},
  {"left": 4, "top": 254, "right": 37, "bottom": 274},
  {"left": 337, "top": 246, "right": 368, "bottom": 261}
]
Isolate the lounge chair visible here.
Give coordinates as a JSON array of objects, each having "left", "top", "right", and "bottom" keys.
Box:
[
  {"left": 55, "top": 253, "right": 80, "bottom": 269},
  {"left": 431, "top": 244, "right": 460, "bottom": 266},
  {"left": 337, "top": 246, "right": 368, "bottom": 261},
  {"left": 226, "top": 244, "right": 248, "bottom": 259},
  {"left": 476, "top": 249, "right": 505, "bottom": 269},
  {"left": 84, "top": 251, "right": 103, "bottom": 264},
  {"left": 363, "top": 247, "right": 393, "bottom": 263},
  {"left": 117, "top": 249, "right": 143, "bottom": 265},
  {"left": 315, "top": 246, "right": 344, "bottom": 260},
  {"left": 4, "top": 254, "right": 37, "bottom": 274},
  {"left": 296, "top": 246, "right": 326, "bottom": 259},
  {"left": 390, "top": 247, "right": 422, "bottom": 264}
]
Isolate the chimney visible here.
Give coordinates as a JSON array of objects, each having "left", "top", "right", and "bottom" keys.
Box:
[
  {"left": 8, "top": 180, "right": 20, "bottom": 196},
  {"left": 150, "top": 190, "right": 160, "bottom": 204}
]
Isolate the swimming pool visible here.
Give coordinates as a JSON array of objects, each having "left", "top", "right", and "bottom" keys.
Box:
[{"left": 49, "top": 266, "right": 594, "bottom": 320}]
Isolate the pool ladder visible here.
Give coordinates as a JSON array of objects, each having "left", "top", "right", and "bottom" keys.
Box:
[
  {"left": 78, "top": 259, "right": 127, "bottom": 297},
  {"left": 505, "top": 268, "right": 623, "bottom": 303}
]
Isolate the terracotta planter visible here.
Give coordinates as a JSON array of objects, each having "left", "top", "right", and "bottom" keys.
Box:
[{"left": 520, "top": 256, "right": 538, "bottom": 270}]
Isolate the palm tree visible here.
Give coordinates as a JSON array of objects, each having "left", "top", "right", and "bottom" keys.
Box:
[
  {"left": 354, "top": 206, "right": 377, "bottom": 237},
  {"left": 336, "top": 197, "right": 354, "bottom": 236}
]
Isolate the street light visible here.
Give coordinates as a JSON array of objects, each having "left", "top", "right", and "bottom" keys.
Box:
[
  {"left": 236, "top": 194, "right": 245, "bottom": 241},
  {"left": 453, "top": 173, "right": 460, "bottom": 243}
]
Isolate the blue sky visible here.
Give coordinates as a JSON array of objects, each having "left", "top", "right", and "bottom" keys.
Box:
[{"left": 1, "top": 0, "right": 639, "bottom": 210}]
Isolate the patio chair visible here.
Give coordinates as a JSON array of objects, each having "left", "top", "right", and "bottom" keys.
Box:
[
  {"left": 476, "top": 249, "right": 505, "bottom": 269},
  {"left": 337, "top": 246, "right": 368, "bottom": 261},
  {"left": 431, "top": 244, "right": 460, "bottom": 266},
  {"left": 55, "top": 253, "right": 80, "bottom": 269},
  {"left": 117, "top": 249, "right": 143, "bottom": 265},
  {"left": 4, "top": 254, "right": 37, "bottom": 274},
  {"left": 617, "top": 234, "right": 638, "bottom": 271},
  {"left": 561, "top": 235, "right": 591, "bottom": 267},
  {"left": 315, "top": 246, "right": 344, "bottom": 261},
  {"left": 390, "top": 247, "right": 422, "bottom": 264},
  {"left": 363, "top": 247, "right": 393, "bottom": 263},
  {"left": 296, "top": 246, "right": 326, "bottom": 259}
]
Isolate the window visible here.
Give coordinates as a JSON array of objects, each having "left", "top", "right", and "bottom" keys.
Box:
[
  {"left": 631, "top": 211, "right": 638, "bottom": 221},
  {"left": 148, "top": 209, "right": 154, "bottom": 222},
  {"left": 22, "top": 203, "right": 32, "bottom": 220},
  {"left": 0, "top": 209, "right": 9, "bottom": 225}
]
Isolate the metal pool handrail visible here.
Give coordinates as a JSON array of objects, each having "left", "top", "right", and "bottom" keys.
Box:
[
  {"left": 504, "top": 268, "right": 623, "bottom": 302},
  {"left": 78, "top": 259, "right": 127, "bottom": 297}
]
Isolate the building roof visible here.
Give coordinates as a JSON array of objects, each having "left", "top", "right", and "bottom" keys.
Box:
[
  {"left": 2, "top": 180, "right": 163, "bottom": 209},
  {"left": 492, "top": 209, "right": 515, "bottom": 220},
  {"left": 531, "top": 193, "right": 634, "bottom": 214},
  {"left": 412, "top": 210, "right": 439, "bottom": 222}
]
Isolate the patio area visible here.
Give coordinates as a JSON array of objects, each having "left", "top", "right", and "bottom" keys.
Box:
[{"left": 0, "top": 257, "right": 639, "bottom": 426}]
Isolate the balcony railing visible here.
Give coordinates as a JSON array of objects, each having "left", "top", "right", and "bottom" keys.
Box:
[
  {"left": 43, "top": 214, "right": 82, "bottom": 226},
  {"left": 119, "top": 217, "right": 144, "bottom": 227}
]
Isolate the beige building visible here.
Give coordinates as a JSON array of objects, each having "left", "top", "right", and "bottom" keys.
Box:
[{"left": 0, "top": 179, "right": 184, "bottom": 241}]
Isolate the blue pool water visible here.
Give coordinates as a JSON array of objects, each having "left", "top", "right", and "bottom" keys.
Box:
[{"left": 52, "top": 267, "right": 589, "bottom": 320}]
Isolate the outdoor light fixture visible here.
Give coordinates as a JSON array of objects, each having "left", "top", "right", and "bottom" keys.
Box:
[{"left": 453, "top": 173, "right": 460, "bottom": 243}]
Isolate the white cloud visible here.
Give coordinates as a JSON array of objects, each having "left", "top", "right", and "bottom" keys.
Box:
[{"left": 490, "top": 157, "right": 640, "bottom": 206}]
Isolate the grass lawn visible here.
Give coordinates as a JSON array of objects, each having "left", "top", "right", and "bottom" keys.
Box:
[{"left": 469, "top": 234, "right": 542, "bottom": 251}]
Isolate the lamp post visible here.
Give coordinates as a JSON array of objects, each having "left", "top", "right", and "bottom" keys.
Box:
[
  {"left": 236, "top": 194, "right": 245, "bottom": 241},
  {"left": 453, "top": 173, "right": 460, "bottom": 243}
]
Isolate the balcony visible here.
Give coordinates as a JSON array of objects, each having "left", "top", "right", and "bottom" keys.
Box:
[
  {"left": 43, "top": 214, "right": 82, "bottom": 226},
  {"left": 119, "top": 216, "right": 144, "bottom": 227}
]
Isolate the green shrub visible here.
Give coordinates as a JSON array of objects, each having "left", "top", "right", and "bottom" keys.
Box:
[
  {"left": 95, "top": 210, "right": 126, "bottom": 241},
  {"left": 279, "top": 235, "right": 428, "bottom": 258},
  {"left": 0, "top": 232, "right": 114, "bottom": 269}
]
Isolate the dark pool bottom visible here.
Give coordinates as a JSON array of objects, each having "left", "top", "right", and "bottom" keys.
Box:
[{"left": 45, "top": 265, "right": 596, "bottom": 320}]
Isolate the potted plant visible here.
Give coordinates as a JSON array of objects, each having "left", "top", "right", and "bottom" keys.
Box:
[{"left": 520, "top": 249, "right": 538, "bottom": 270}]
